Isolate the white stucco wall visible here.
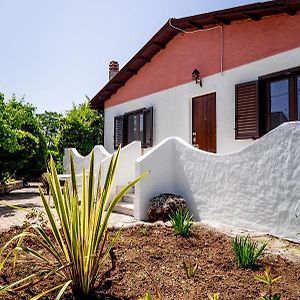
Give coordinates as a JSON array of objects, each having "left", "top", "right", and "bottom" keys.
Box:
[
  {"left": 135, "top": 122, "right": 300, "bottom": 243},
  {"left": 63, "top": 145, "right": 110, "bottom": 175},
  {"left": 101, "top": 141, "right": 142, "bottom": 200},
  {"left": 63, "top": 142, "right": 141, "bottom": 199},
  {"left": 104, "top": 47, "right": 300, "bottom": 154}
]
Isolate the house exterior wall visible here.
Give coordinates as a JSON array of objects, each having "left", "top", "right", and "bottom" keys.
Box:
[
  {"left": 104, "top": 13, "right": 300, "bottom": 108},
  {"left": 104, "top": 47, "right": 300, "bottom": 153}
]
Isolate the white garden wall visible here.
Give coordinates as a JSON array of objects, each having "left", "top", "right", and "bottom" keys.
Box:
[
  {"left": 101, "top": 141, "right": 142, "bottom": 200},
  {"left": 63, "top": 145, "right": 110, "bottom": 175},
  {"left": 63, "top": 141, "right": 141, "bottom": 199},
  {"left": 135, "top": 122, "right": 300, "bottom": 243},
  {"left": 104, "top": 47, "right": 300, "bottom": 154}
]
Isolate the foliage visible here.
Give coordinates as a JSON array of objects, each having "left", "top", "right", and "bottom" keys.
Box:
[
  {"left": 139, "top": 291, "right": 161, "bottom": 300},
  {"left": 169, "top": 209, "right": 193, "bottom": 236},
  {"left": 37, "top": 111, "right": 63, "bottom": 149},
  {"left": 138, "top": 226, "right": 150, "bottom": 236},
  {"left": 57, "top": 100, "right": 104, "bottom": 157},
  {"left": 255, "top": 267, "right": 282, "bottom": 300},
  {"left": 182, "top": 261, "right": 198, "bottom": 278},
  {"left": 208, "top": 293, "right": 220, "bottom": 300},
  {"left": 38, "top": 111, "right": 64, "bottom": 172},
  {"left": 0, "top": 93, "right": 47, "bottom": 182},
  {"left": 232, "top": 235, "right": 267, "bottom": 268},
  {"left": 0, "top": 147, "right": 148, "bottom": 299}
]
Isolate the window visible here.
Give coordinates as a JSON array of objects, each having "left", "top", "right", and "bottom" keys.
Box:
[
  {"left": 114, "top": 107, "right": 153, "bottom": 149},
  {"left": 235, "top": 66, "right": 300, "bottom": 139}
]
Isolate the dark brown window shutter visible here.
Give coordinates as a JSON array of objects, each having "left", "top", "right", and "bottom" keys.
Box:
[
  {"left": 142, "top": 107, "right": 153, "bottom": 147},
  {"left": 235, "top": 81, "right": 259, "bottom": 139},
  {"left": 114, "top": 115, "right": 124, "bottom": 149}
]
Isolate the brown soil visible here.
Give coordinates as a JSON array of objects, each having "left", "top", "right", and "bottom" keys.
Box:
[{"left": 0, "top": 224, "right": 299, "bottom": 300}]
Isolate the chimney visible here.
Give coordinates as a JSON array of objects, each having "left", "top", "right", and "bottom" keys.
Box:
[{"left": 109, "top": 61, "right": 119, "bottom": 80}]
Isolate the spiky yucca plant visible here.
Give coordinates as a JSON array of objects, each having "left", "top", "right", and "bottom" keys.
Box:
[{"left": 0, "top": 147, "right": 148, "bottom": 299}]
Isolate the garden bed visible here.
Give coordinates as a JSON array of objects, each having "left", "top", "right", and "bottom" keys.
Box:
[{"left": 0, "top": 224, "right": 299, "bottom": 299}]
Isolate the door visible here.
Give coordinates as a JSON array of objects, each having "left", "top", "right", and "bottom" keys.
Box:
[{"left": 192, "top": 93, "right": 216, "bottom": 153}]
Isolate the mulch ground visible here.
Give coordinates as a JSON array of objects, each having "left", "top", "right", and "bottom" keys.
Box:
[{"left": 0, "top": 224, "right": 299, "bottom": 300}]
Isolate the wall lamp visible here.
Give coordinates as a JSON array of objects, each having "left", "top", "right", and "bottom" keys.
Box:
[{"left": 192, "top": 69, "right": 202, "bottom": 87}]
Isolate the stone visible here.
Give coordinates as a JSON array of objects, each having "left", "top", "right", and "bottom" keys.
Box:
[
  {"left": 40, "top": 173, "right": 49, "bottom": 195},
  {"left": 147, "top": 193, "right": 188, "bottom": 222}
]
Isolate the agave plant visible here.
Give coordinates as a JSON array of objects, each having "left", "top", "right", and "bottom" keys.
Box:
[
  {"left": 232, "top": 235, "right": 267, "bottom": 268},
  {"left": 169, "top": 209, "right": 193, "bottom": 236},
  {"left": 0, "top": 147, "right": 148, "bottom": 299},
  {"left": 255, "top": 267, "right": 282, "bottom": 300},
  {"left": 208, "top": 293, "right": 220, "bottom": 300}
]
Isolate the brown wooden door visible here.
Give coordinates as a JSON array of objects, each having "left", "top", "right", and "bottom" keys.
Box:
[{"left": 192, "top": 93, "right": 216, "bottom": 153}]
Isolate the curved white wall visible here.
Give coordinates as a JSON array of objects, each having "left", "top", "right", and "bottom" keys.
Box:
[
  {"left": 135, "top": 122, "right": 300, "bottom": 243},
  {"left": 101, "top": 141, "right": 142, "bottom": 200},
  {"left": 63, "top": 142, "right": 141, "bottom": 200},
  {"left": 63, "top": 145, "right": 110, "bottom": 175},
  {"left": 104, "top": 47, "right": 300, "bottom": 154}
]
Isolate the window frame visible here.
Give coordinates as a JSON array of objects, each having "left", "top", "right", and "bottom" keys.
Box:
[
  {"left": 259, "top": 66, "right": 300, "bottom": 133},
  {"left": 113, "top": 107, "right": 153, "bottom": 149}
]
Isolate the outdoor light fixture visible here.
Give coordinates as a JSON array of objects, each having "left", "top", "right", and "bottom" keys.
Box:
[{"left": 192, "top": 69, "right": 202, "bottom": 87}]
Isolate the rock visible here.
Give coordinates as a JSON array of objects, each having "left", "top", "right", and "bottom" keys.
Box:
[
  {"left": 40, "top": 173, "right": 49, "bottom": 195},
  {"left": 147, "top": 193, "right": 188, "bottom": 222}
]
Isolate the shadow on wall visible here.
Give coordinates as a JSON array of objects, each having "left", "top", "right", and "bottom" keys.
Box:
[{"left": 135, "top": 122, "right": 300, "bottom": 243}]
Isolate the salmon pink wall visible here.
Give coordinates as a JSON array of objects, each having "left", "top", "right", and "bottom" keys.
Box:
[{"left": 105, "top": 13, "right": 300, "bottom": 108}]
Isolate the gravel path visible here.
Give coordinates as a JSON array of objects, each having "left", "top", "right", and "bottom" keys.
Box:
[{"left": 0, "top": 182, "right": 140, "bottom": 232}]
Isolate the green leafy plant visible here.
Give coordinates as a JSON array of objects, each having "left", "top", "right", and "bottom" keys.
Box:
[
  {"left": 0, "top": 147, "right": 148, "bottom": 299},
  {"left": 182, "top": 261, "right": 198, "bottom": 278},
  {"left": 0, "top": 93, "right": 47, "bottom": 183},
  {"left": 169, "top": 209, "right": 193, "bottom": 236},
  {"left": 139, "top": 291, "right": 161, "bottom": 300},
  {"left": 232, "top": 235, "right": 267, "bottom": 268},
  {"left": 139, "top": 225, "right": 150, "bottom": 236},
  {"left": 255, "top": 267, "right": 282, "bottom": 300},
  {"left": 208, "top": 293, "right": 220, "bottom": 300}
]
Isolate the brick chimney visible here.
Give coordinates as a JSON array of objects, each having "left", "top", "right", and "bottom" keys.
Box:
[{"left": 109, "top": 61, "right": 119, "bottom": 80}]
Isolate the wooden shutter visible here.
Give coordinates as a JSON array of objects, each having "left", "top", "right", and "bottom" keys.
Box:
[
  {"left": 235, "top": 81, "right": 259, "bottom": 139},
  {"left": 114, "top": 115, "right": 124, "bottom": 149},
  {"left": 142, "top": 107, "right": 153, "bottom": 147}
]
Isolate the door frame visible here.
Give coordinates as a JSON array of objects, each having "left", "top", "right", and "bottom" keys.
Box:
[{"left": 190, "top": 92, "right": 217, "bottom": 152}]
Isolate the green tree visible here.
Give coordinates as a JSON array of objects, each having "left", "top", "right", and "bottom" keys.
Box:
[
  {"left": 38, "top": 111, "right": 62, "bottom": 149},
  {"left": 38, "top": 111, "right": 64, "bottom": 172},
  {"left": 57, "top": 100, "right": 103, "bottom": 157},
  {"left": 0, "top": 93, "right": 47, "bottom": 183}
]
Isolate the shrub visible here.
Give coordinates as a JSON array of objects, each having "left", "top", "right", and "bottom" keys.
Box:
[
  {"left": 57, "top": 101, "right": 104, "bottom": 157},
  {"left": 208, "top": 293, "right": 220, "bottom": 300},
  {"left": 182, "top": 261, "right": 198, "bottom": 278},
  {"left": 232, "top": 235, "right": 267, "bottom": 268},
  {"left": 169, "top": 209, "right": 193, "bottom": 236},
  {"left": 0, "top": 93, "right": 47, "bottom": 183},
  {"left": 0, "top": 147, "right": 148, "bottom": 299},
  {"left": 139, "top": 291, "right": 161, "bottom": 300},
  {"left": 255, "top": 267, "right": 282, "bottom": 300}
]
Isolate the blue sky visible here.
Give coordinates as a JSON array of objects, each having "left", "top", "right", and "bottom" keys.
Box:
[{"left": 0, "top": 0, "right": 261, "bottom": 113}]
